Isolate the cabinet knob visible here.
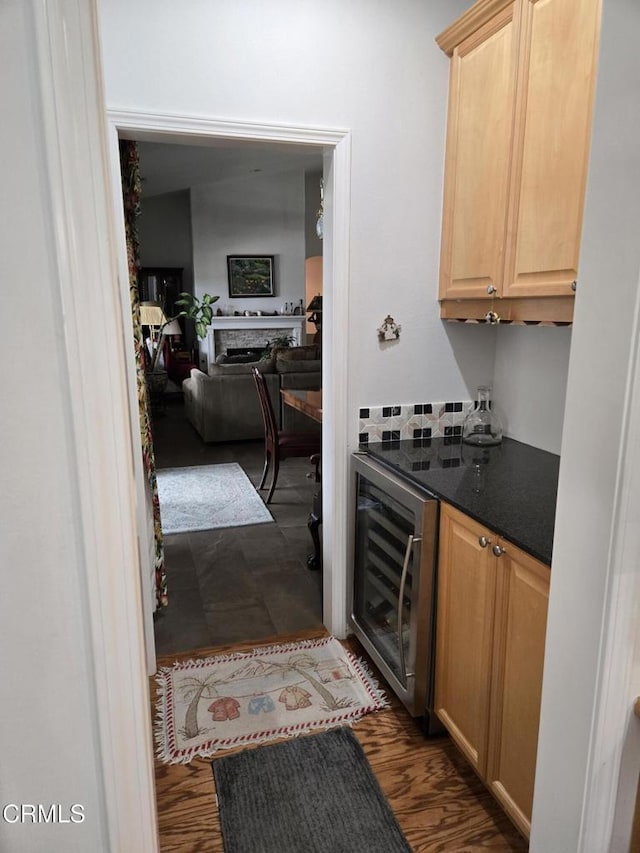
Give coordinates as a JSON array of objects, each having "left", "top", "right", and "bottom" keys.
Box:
[
  {"left": 492, "top": 544, "right": 506, "bottom": 557},
  {"left": 487, "top": 285, "right": 497, "bottom": 294},
  {"left": 479, "top": 536, "right": 491, "bottom": 548},
  {"left": 571, "top": 280, "right": 577, "bottom": 292}
]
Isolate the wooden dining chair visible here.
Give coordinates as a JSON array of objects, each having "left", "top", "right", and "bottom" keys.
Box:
[{"left": 251, "top": 367, "right": 321, "bottom": 504}]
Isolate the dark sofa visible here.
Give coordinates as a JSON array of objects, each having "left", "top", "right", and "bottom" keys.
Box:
[{"left": 182, "top": 346, "right": 321, "bottom": 442}]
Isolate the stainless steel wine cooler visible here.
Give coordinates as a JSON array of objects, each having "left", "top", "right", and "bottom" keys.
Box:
[{"left": 351, "top": 453, "right": 440, "bottom": 721}]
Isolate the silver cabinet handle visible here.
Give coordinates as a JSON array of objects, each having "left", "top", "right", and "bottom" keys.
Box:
[
  {"left": 487, "top": 285, "right": 497, "bottom": 294},
  {"left": 571, "top": 280, "right": 577, "bottom": 292},
  {"left": 492, "top": 544, "right": 506, "bottom": 557},
  {"left": 479, "top": 535, "right": 491, "bottom": 548},
  {"left": 397, "top": 534, "right": 421, "bottom": 683}
]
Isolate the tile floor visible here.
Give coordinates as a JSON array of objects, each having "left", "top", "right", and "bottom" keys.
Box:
[{"left": 151, "top": 397, "right": 323, "bottom": 656}]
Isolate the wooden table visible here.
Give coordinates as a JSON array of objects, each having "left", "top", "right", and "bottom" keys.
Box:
[
  {"left": 281, "top": 388, "right": 323, "bottom": 569},
  {"left": 280, "top": 388, "right": 322, "bottom": 423}
]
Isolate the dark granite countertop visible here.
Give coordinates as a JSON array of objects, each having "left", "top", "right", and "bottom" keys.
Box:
[{"left": 360, "top": 437, "right": 559, "bottom": 565}]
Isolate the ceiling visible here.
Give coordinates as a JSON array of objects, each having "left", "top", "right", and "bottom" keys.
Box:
[{"left": 137, "top": 139, "right": 324, "bottom": 198}]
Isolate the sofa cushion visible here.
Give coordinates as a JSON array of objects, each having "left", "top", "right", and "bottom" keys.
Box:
[
  {"left": 272, "top": 345, "right": 320, "bottom": 362},
  {"left": 275, "top": 358, "right": 322, "bottom": 374}
]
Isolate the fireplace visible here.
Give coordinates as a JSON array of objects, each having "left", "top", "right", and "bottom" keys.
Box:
[
  {"left": 205, "top": 316, "right": 306, "bottom": 366},
  {"left": 226, "top": 347, "right": 265, "bottom": 358}
]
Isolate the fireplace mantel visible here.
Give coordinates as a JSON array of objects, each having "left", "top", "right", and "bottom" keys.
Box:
[{"left": 205, "top": 315, "right": 306, "bottom": 364}]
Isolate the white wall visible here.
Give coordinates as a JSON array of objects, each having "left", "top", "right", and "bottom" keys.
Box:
[
  {"left": 1, "top": 1, "right": 107, "bottom": 848},
  {"left": 191, "top": 169, "right": 306, "bottom": 314},
  {"left": 98, "top": 0, "right": 491, "bottom": 414},
  {"left": 493, "top": 325, "right": 572, "bottom": 454}
]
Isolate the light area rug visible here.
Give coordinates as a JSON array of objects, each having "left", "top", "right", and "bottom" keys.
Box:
[
  {"left": 212, "top": 726, "right": 411, "bottom": 853},
  {"left": 154, "top": 636, "right": 388, "bottom": 763},
  {"left": 156, "top": 462, "right": 273, "bottom": 534}
]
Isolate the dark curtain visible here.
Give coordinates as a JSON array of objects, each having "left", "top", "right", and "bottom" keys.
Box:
[{"left": 119, "top": 140, "right": 168, "bottom": 609}]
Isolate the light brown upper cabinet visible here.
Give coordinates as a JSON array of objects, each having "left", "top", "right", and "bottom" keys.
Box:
[{"left": 437, "top": 0, "right": 601, "bottom": 323}]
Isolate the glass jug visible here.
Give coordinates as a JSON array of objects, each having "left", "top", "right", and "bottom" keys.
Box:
[{"left": 462, "top": 386, "right": 503, "bottom": 446}]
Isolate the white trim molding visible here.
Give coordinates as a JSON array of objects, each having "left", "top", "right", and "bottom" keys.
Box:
[
  {"left": 105, "top": 122, "right": 158, "bottom": 676},
  {"left": 107, "top": 108, "right": 349, "bottom": 148},
  {"left": 321, "top": 141, "right": 352, "bottom": 638},
  {"left": 31, "top": 0, "right": 159, "bottom": 850}
]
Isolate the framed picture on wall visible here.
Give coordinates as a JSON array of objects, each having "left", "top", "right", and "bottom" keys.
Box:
[{"left": 227, "top": 255, "right": 275, "bottom": 297}]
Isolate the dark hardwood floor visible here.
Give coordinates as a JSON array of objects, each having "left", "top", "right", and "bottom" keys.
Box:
[{"left": 152, "top": 630, "right": 528, "bottom": 852}]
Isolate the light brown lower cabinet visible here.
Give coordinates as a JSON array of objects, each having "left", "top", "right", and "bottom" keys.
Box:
[{"left": 435, "top": 502, "right": 550, "bottom": 838}]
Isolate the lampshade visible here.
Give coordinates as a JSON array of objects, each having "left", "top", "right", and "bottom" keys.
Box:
[
  {"left": 139, "top": 301, "right": 167, "bottom": 327},
  {"left": 162, "top": 319, "right": 182, "bottom": 336},
  {"left": 306, "top": 295, "right": 322, "bottom": 313}
]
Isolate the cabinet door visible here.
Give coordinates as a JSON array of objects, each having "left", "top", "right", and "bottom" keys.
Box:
[
  {"left": 486, "top": 540, "right": 549, "bottom": 837},
  {"left": 502, "top": 0, "right": 601, "bottom": 298},
  {"left": 439, "top": 3, "right": 518, "bottom": 301},
  {"left": 435, "top": 503, "right": 496, "bottom": 775}
]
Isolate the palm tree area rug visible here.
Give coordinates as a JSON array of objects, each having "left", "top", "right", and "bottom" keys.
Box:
[
  {"left": 212, "top": 726, "right": 411, "bottom": 853},
  {"left": 154, "top": 636, "right": 389, "bottom": 764},
  {"left": 156, "top": 462, "right": 273, "bottom": 534}
]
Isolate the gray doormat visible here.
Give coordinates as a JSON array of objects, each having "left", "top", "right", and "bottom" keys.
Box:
[{"left": 212, "top": 726, "right": 412, "bottom": 853}]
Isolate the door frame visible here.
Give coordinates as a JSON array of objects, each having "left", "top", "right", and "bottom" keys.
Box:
[{"left": 105, "top": 110, "right": 353, "bottom": 661}]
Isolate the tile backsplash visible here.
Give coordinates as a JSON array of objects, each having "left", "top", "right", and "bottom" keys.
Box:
[{"left": 358, "top": 401, "right": 474, "bottom": 444}]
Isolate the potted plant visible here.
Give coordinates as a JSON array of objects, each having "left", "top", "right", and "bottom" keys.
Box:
[
  {"left": 261, "top": 334, "right": 295, "bottom": 359},
  {"left": 175, "top": 292, "right": 220, "bottom": 340},
  {"left": 142, "top": 292, "right": 219, "bottom": 384}
]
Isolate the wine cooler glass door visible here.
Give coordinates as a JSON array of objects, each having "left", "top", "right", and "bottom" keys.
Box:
[{"left": 353, "top": 472, "right": 418, "bottom": 692}]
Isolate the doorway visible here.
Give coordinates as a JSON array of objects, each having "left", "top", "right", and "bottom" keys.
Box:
[
  {"left": 106, "top": 112, "right": 353, "bottom": 668},
  {"left": 130, "top": 137, "right": 325, "bottom": 656}
]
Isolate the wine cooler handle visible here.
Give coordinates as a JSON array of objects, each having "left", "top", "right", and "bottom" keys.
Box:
[{"left": 398, "top": 534, "right": 422, "bottom": 683}]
